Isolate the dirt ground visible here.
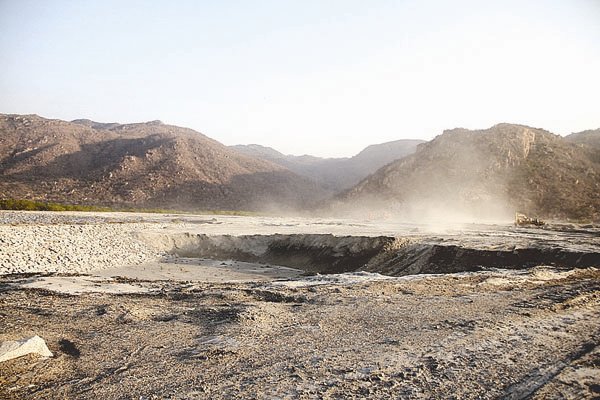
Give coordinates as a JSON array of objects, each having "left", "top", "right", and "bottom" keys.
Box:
[{"left": 1, "top": 267, "right": 599, "bottom": 399}]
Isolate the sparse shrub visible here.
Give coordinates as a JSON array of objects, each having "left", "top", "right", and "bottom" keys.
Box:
[
  {"left": 0, "top": 198, "right": 259, "bottom": 215},
  {"left": 0, "top": 198, "right": 111, "bottom": 212}
]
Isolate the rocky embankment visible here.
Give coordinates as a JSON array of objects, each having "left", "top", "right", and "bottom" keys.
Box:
[{"left": 140, "top": 231, "right": 600, "bottom": 275}]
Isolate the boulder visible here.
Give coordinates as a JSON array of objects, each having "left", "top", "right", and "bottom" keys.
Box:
[{"left": 0, "top": 335, "right": 53, "bottom": 362}]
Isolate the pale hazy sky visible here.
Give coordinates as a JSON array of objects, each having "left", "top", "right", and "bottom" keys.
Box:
[{"left": 1, "top": 0, "right": 599, "bottom": 157}]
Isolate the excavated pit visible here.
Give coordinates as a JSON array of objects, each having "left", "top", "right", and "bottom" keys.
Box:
[{"left": 137, "top": 232, "right": 600, "bottom": 276}]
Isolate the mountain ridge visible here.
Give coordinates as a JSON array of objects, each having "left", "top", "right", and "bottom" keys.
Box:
[
  {"left": 231, "top": 139, "right": 424, "bottom": 191},
  {"left": 339, "top": 123, "right": 600, "bottom": 221},
  {"left": 0, "top": 114, "right": 326, "bottom": 211},
  {"left": 2, "top": 114, "right": 598, "bottom": 220}
]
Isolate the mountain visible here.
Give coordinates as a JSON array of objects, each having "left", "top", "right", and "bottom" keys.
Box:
[
  {"left": 231, "top": 139, "right": 424, "bottom": 191},
  {"left": 339, "top": 123, "right": 600, "bottom": 222},
  {"left": 566, "top": 129, "right": 600, "bottom": 163},
  {"left": 0, "top": 114, "right": 326, "bottom": 211}
]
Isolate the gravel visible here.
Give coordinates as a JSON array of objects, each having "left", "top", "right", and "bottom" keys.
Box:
[
  {"left": 0, "top": 218, "right": 160, "bottom": 275},
  {"left": 1, "top": 268, "right": 599, "bottom": 399}
]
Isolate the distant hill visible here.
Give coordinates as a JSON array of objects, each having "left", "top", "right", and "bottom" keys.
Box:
[
  {"left": 339, "top": 124, "right": 600, "bottom": 222},
  {"left": 231, "top": 139, "right": 424, "bottom": 191},
  {"left": 0, "top": 114, "right": 326, "bottom": 211}
]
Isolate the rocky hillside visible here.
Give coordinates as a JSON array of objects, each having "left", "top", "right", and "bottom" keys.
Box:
[
  {"left": 0, "top": 114, "right": 326, "bottom": 211},
  {"left": 231, "top": 139, "right": 423, "bottom": 191},
  {"left": 566, "top": 129, "right": 600, "bottom": 163},
  {"left": 340, "top": 124, "right": 600, "bottom": 221}
]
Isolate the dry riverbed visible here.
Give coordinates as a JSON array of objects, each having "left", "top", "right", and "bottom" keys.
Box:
[
  {"left": 1, "top": 268, "right": 599, "bottom": 399},
  {"left": 0, "top": 211, "right": 599, "bottom": 399}
]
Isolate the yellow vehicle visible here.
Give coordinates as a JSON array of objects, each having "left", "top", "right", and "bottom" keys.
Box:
[{"left": 515, "top": 212, "right": 545, "bottom": 227}]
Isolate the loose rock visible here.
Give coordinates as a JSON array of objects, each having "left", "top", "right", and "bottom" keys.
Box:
[{"left": 0, "top": 335, "right": 53, "bottom": 362}]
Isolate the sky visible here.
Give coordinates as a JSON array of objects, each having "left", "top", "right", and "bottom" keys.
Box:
[{"left": 1, "top": 0, "right": 599, "bottom": 157}]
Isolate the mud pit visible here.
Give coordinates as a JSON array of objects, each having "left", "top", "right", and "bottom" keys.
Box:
[{"left": 0, "top": 211, "right": 599, "bottom": 399}]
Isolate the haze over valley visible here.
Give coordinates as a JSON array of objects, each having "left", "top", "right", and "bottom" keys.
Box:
[
  {"left": 2, "top": 113, "right": 598, "bottom": 222},
  {"left": 1, "top": 2, "right": 600, "bottom": 399}
]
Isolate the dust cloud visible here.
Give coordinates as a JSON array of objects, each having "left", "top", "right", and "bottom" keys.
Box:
[{"left": 321, "top": 197, "right": 512, "bottom": 230}]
